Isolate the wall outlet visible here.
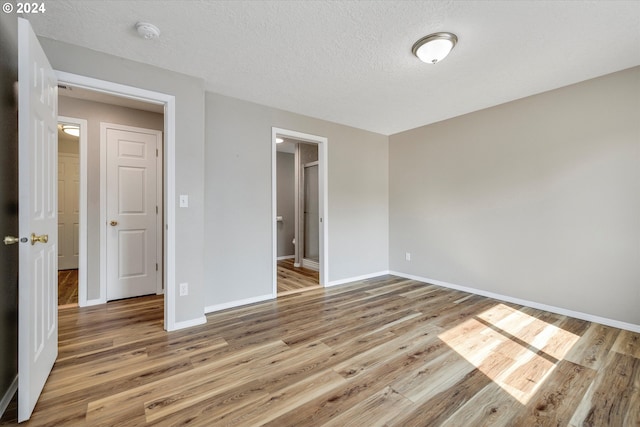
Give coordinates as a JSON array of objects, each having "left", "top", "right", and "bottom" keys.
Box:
[
  {"left": 179, "top": 282, "right": 189, "bottom": 296},
  {"left": 405, "top": 252, "right": 411, "bottom": 261}
]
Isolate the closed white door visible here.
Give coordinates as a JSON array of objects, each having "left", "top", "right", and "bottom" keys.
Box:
[
  {"left": 105, "top": 124, "right": 160, "bottom": 301},
  {"left": 57, "top": 153, "right": 79, "bottom": 270},
  {"left": 17, "top": 17, "right": 58, "bottom": 422}
]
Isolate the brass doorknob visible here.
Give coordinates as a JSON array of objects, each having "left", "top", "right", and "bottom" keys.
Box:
[
  {"left": 30, "top": 233, "right": 48, "bottom": 245},
  {"left": 3, "top": 236, "right": 19, "bottom": 245},
  {"left": 110, "top": 221, "right": 118, "bottom": 226}
]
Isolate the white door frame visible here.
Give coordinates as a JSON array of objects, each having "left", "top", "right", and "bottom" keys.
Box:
[
  {"left": 58, "top": 116, "right": 88, "bottom": 306},
  {"left": 272, "top": 127, "right": 328, "bottom": 294},
  {"left": 56, "top": 71, "right": 177, "bottom": 331},
  {"left": 100, "top": 122, "right": 163, "bottom": 299}
]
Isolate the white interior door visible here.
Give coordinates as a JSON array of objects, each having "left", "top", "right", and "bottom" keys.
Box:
[
  {"left": 105, "top": 124, "right": 160, "bottom": 301},
  {"left": 17, "top": 17, "right": 58, "bottom": 422},
  {"left": 57, "top": 154, "right": 79, "bottom": 270}
]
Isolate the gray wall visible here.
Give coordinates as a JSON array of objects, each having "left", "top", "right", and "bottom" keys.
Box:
[
  {"left": 0, "top": 12, "right": 19, "bottom": 414},
  {"left": 300, "top": 143, "right": 318, "bottom": 164},
  {"left": 58, "top": 132, "right": 79, "bottom": 154},
  {"left": 205, "top": 92, "right": 389, "bottom": 306},
  {"left": 40, "top": 38, "right": 206, "bottom": 324},
  {"left": 58, "top": 96, "right": 164, "bottom": 301},
  {"left": 389, "top": 66, "right": 640, "bottom": 325},
  {"left": 276, "top": 152, "right": 295, "bottom": 258}
]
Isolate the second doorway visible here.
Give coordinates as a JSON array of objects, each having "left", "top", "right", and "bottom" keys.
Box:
[{"left": 275, "top": 135, "right": 323, "bottom": 295}]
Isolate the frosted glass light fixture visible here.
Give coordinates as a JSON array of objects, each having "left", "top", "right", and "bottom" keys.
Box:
[
  {"left": 412, "top": 32, "right": 458, "bottom": 64},
  {"left": 276, "top": 137, "right": 284, "bottom": 143},
  {"left": 61, "top": 125, "right": 79, "bottom": 137}
]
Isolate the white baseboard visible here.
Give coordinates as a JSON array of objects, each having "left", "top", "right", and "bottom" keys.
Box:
[
  {"left": 389, "top": 270, "right": 640, "bottom": 333},
  {"left": 83, "top": 298, "right": 106, "bottom": 307},
  {"left": 327, "top": 270, "right": 391, "bottom": 288},
  {"left": 302, "top": 259, "right": 319, "bottom": 271},
  {"left": 0, "top": 375, "right": 17, "bottom": 418},
  {"left": 205, "top": 294, "right": 274, "bottom": 314},
  {"left": 171, "top": 315, "right": 207, "bottom": 331},
  {"left": 277, "top": 255, "right": 295, "bottom": 260}
]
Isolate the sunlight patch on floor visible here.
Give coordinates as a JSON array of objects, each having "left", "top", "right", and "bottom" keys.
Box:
[{"left": 438, "top": 303, "right": 580, "bottom": 404}]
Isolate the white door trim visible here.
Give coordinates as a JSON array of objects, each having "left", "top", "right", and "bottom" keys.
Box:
[
  {"left": 272, "top": 127, "right": 328, "bottom": 296},
  {"left": 55, "top": 71, "right": 177, "bottom": 331},
  {"left": 58, "top": 116, "right": 88, "bottom": 306},
  {"left": 100, "top": 123, "right": 163, "bottom": 301}
]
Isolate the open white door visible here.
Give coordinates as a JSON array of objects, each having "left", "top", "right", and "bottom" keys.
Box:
[{"left": 18, "top": 18, "right": 58, "bottom": 422}]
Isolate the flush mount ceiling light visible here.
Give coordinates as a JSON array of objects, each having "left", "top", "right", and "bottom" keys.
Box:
[
  {"left": 61, "top": 125, "right": 79, "bottom": 137},
  {"left": 412, "top": 32, "right": 458, "bottom": 64},
  {"left": 135, "top": 22, "right": 161, "bottom": 40},
  {"left": 276, "top": 137, "right": 284, "bottom": 143}
]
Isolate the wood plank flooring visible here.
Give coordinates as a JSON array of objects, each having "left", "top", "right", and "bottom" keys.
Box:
[
  {"left": 1, "top": 275, "right": 638, "bottom": 426},
  {"left": 57, "top": 259, "right": 319, "bottom": 307},
  {"left": 58, "top": 269, "right": 78, "bottom": 307},
  {"left": 277, "top": 258, "right": 319, "bottom": 294}
]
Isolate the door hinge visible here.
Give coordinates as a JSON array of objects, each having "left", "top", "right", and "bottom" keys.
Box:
[
  {"left": 156, "top": 263, "right": 158, "bottom": 271},
  {"left": 156, "top": 205, "right": 158, "bottom": 214},
  {"left": 156, "top": 148, "right": 159, "bottom": 157}
]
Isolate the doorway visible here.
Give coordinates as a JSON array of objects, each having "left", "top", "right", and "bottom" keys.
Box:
[
  {"left": 272, "top": 128, "right": 328, "bottom": 296},
  {"left": 55, "top": 71, "right": 178, "bottom": 331},
  {"left": 58, "top": 89, "right": 165, "bottom": 308},
  {"left": 275, "top": 140, "right": 320, "bottom": 294},
  {"left": 56, "top": 118, "right": 83, "bottom": 308}
]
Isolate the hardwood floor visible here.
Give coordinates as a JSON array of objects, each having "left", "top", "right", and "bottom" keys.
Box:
[
  {"left": 1, "top": 275, "right": 638, "bottom": 426},
  {"left": 58, "top": 269, "right": 78, "bottom": 307},
  {"left": 277, "top": 258, "right": 319, "bottom": 294}
]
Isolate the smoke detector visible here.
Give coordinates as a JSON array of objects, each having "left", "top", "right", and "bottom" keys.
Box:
[{"left": 135, "top": 22, "right": 161, "bottom": 40}]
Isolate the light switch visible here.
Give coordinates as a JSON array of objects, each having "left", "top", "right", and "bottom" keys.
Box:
[{"left": 179, "top": 194, "right": 189, "bottom": 208}]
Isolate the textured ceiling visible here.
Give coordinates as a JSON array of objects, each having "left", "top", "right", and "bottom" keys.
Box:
[{"left": 28, "top": 1, "right": 640, "bottom": 135}]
